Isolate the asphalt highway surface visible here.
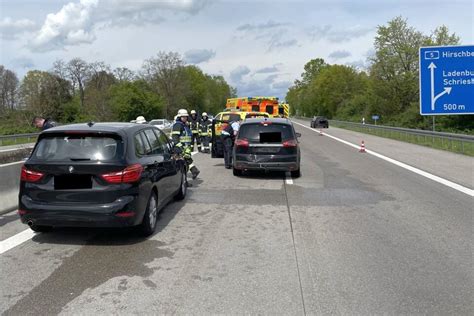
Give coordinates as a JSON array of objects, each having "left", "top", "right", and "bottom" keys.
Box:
[{"left": 1, "top": 119, "right": 472, "bottom": 315}]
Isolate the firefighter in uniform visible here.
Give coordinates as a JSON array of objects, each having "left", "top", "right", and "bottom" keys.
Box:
[
  {"left": 189, "top": 110, "right": 201, "bottom": 152},
  {"left": 199, "top": 112, "right": 212, "bottom": 153},
  {"left": 172, "top": 109, "right": 200, "bottom": 180},
  {"left": 220, "top": 118, "right": 241, "bottom": 169}
]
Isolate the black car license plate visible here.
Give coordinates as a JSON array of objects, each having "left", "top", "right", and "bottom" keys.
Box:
[{"left": 55, "top": 174, "right": 93, "bottom": 190}]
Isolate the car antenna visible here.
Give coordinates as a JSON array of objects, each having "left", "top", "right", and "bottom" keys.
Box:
[{"left": 87, "top": 121, "right": 95, "bottom": 127}]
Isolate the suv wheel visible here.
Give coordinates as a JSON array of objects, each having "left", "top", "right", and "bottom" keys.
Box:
[
  {"left": 233, "top": 167, "right": 242, "bottom": 176},
  {"left": 291, "top": 169, "right": 301, "bottom": 178},
  {"left": 174, "top": 167, "right": 187, "bottom": 201},
  {"left": 139, "top": 192, "right": 158, "bottom": 237}
]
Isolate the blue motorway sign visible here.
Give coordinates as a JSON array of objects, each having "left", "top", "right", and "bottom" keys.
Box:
[
  {"left": 372, "top": 115, "right": 379, "bottom": 120},
  {"left": 419, "top": 45, "right": 473, "bottom": 115}
]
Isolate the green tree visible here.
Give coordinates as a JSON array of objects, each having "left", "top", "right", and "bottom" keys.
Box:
[
  {"left": 109, "top": 80, "right": 164, "bottom": 122},
  {"left": 429, "top": 25, "right": 460, "bottom": 46},
  {"left": 301, "top": 58, "right": 328, "bottom": 85},
  {"left": 20, "top": 70, "right": 72, "bottom": 119},
  {"left": 369, "top": 16, "right": 428, "bottom": 118},
  {"left": 183, "top": 65, "right": 208, "bottom": 112},
  {"left": 142, "top": 52, "right": 186, "bottom": 118},
  {"left": 84, "top": 70, "right": 116, "bottom": 121}
]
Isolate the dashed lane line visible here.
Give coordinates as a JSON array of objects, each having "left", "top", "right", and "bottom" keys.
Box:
[
  {"left": 285, "top": 172, "right": 294, "bottom": 185},
  {"left": 293, "top": 121, "right": 474, "bottom": 197}
]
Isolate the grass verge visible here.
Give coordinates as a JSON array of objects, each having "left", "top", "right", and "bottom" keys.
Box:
[{"left": 330, "top": 121, "right": 474, "bottom": 157}]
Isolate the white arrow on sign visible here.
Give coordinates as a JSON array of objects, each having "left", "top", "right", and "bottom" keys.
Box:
[{"left": 428, "top": 62, "right": 452, "bottom": 111}]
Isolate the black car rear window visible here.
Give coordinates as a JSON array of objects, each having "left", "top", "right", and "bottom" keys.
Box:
[
  {"left": 238, "top": 123, "right": 294, "bottom": 143},
  {"left": 31, "top": 134, "right": 123, "bottom": 161}
]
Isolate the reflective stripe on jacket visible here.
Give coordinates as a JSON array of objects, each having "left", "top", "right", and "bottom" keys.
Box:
[{"left": 172, "top": 120, "right": 192, "bottom": 146}]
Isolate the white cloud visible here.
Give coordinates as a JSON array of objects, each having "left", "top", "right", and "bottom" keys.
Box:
[
  {"left": 255, "top": 65, "right": 280, "bottom": 73},
  {"left": 235, "top": 19, "right": 296, "bottom": 52},
  {"left": 308, "top": 25, "right": 374, "bottom": 43},
  {"left": 0, "top": 17, "right": 36, "bottom": 40},
  {"left": 10, "top": 57, "right": 35, "bottom": 69},
  {"left": 328, "top": 50, "right": 352, "bottom": 60},
  {"left": 272, "top": 81, "right": 292, "bottom": 90},
  {"left": 31, "top": 0, "right": 99, "bottom": 51},
  {"left": 345, "top": 59, "right": 369, "bottom": 70},
  {"left": 230, "top": 65, "right": 251, "bottom": 83},
  {"left": 236, "top": 20, "right": 288, "bottom": 32},
  {"left": 184, "top": 49, "right": 216, "bottom": 64},
  {"left": 29, "top": 0, "right": 212, "bottom": 52}
]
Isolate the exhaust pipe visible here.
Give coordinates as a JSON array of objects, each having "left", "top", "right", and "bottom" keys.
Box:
[{"left": 27, "top": 220, "right": 34, "bottom": 227}]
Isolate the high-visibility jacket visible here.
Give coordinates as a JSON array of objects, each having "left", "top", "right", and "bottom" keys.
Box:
[
  {"left": 189, "top": 115, "right": 200, "bottom": 134},
  {"left": 171, "top": 120, "right": 192, "bottom": 148},
  {"left": 199, "top": 118, "right": 212, "bottom": 136}
]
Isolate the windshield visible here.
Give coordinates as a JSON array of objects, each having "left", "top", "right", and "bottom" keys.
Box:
[{"left": 32, "top": 135, "right": 123, "bottom": 161}]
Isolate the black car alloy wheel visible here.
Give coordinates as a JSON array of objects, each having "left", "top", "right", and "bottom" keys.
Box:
[
  {"left": 139, "top": 192, "right": 158, "bottom": 236},
  {"left": 174, "top": 167, "right": 187, "bottom": 201}
]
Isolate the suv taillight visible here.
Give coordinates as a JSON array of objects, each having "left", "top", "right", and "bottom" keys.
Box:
[
  {"left": 20, "top": 166, "right": 44, "bottom": 182},
  {"left": 235, "top": 138, "right": 249, "bottom": 147},
  {"left": 101, "top": 164, "right": 143, "bottom": 183},
  {"left": 282, "top": 139, "right": 298, "bottom": 148}
]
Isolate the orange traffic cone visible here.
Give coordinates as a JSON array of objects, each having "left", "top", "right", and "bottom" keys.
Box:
[
  {"left": 319, "top": 128, "right": 323, "bottom": 136},
  {"left": 359, "top": 141, "right": 366, "bottom": 153}
]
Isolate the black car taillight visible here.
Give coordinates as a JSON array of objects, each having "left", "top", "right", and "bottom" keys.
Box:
[
  {"left": 100, "top": 164, "right": 143, "bottom": 184},
  {"left": 282, "top": 139, "right": 298, "bottom": 148},
  {"left": 235, "top": 138, "right": 249, "bottom": 147},
  {"left": 20, "top": 166, "right": 44, "bottom": 183}
]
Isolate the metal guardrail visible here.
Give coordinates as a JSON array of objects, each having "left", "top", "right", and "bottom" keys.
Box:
[
  {"left": 0, "top": 133, "right": 39, "bottom": 146},
  {"left": 327, "top": 119, "right": 474, "bottom": 155},
  {"left": 329, "top": 120, "right": 474, "bottom": 142},
  {"left": 0, "top": 125, "right": 174, "bottom": 147}
]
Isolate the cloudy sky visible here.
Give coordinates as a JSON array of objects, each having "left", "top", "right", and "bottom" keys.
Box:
[{"left": 1, "top": 0, "right": 473, "bottom": 99}]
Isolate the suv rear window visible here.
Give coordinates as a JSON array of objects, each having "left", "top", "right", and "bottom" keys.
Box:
[
  {"left": 238, "top": 123, "right": 294, "bottom": 143},
  {"left": 32, "top": 135, "right": 123, "bottom": 161}
]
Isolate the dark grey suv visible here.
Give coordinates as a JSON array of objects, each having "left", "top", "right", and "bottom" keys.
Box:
[
  {"left": 232, "top": 118, "right": 301, "bottom": 177},
  {"left": 19, "top": 122, "right": 187, "bottom": 236}
]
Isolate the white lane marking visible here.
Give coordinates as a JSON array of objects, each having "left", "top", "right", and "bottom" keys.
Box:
[
  {"left": 285, "top": 172, "right": 293, "bottom": 185},
  {"left": 192, "top": 151, "right": 198, "bottom": 155},
  {"left": 293, "top": 121, "right": 474, "bottom": 197},
  {"left": 0, "top": 160, "right": 24, "bottom": 168},
  {"left": 0, "top": 228, "right": 36, "bottom": 255}
]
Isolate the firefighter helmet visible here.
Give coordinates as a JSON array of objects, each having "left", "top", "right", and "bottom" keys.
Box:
[{"left": 177, "top": 109, "right": 189, "bottom": 117}]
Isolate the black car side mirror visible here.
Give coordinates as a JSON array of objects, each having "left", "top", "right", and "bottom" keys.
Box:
[{"left": 295, "top": 132, "right": 302, "bottom": 138}]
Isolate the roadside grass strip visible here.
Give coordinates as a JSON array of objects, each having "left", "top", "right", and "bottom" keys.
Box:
[{"left": 331, "top": 122, "right": 474, "bottom": 157}]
